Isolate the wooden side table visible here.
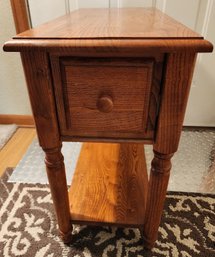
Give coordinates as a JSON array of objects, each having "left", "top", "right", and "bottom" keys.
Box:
[{"left": 4, "top": 8, "right": 213, "bottom": 249}]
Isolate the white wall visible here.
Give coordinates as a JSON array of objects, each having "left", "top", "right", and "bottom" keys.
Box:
[
  {"left": 28, "top": 0, "right": 67, "bottom": 27},
  {"left": 155, "top": 0, "right": 215, "bottom": 126},
  {"left": 184, "top": 0, "right": 215, "bottom": 126},
  {"left": 69, "top": 0, "right": 109, "bottom": 9},
  {"left": 0, "top": 1, "right": 31, "bottom": 115}
]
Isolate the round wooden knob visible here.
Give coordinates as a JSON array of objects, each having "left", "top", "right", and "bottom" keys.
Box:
[{"left": 97, "top": 95, "right": 113, "bottom": 113}]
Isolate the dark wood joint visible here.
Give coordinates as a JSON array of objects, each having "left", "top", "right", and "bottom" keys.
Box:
[
  {"left": 151, "top": 151, "right": 174, "bottom": 176},
  {"left": 59, "top": 228, "right": 73, "bottom": 244},
  {"left": 44, "top": 145, "right": 64, "bottom": 169}
]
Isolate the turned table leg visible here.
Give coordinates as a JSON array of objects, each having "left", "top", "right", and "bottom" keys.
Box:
[
  {"left": 20, "top": 52, "right": 73, "bottom": 243},
  {"left": 141, "top": 53, "right": 197, "bottom": 249},
  {"left": 142, "top": 150, "right": 174, "bottom": 249},
  {"left": 44, "top": 145, "right": 72, "bottom": 243}
]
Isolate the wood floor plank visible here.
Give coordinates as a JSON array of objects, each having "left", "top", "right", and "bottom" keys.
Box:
[
  {"left": 69, "top": 142, "right": 148, "bottom": 227},
  {"left": 0, "top": 128, "right": 36, "bottom": 176}
]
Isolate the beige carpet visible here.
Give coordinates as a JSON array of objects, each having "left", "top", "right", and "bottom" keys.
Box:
[{"left": 0, "top": 124, "right": 17, "bottom": 150}]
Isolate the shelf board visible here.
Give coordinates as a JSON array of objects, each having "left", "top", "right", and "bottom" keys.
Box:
[{"left": 69, "top": 142, "right": 148, "bottom": 227}]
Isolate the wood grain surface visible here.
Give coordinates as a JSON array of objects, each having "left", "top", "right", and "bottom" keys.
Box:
[
  {"left": 154, "top": 52, "right": 197, "bottom": 154},
  {"left": 143, "top": 151, "right": 173, "bottom": 249},
  {"left": 4, "top": 39, "right": 213, "bottom": 54},
  {"left": 0, "top": 114, "right": 34, "bottom": 126},
  {"left": 20, "top": 51, "right": 72, "bottom": 242},
  {"left": 142, "top": 52, "right": 198, "bottom": 248},
  {"left": 4, "top": 8, "right": 213, "bottom": 54},
  {"left": 10, "top": 0, "right": 30, "bottom": 34},
  {"left": 20, "top": 52, "right": 60, "bottom": 149},
  {"left": 0, "top": 128, "right": 36, "bottom": 177},
  {"left": 44, "top": 145, "right": 72, "bottom": 243},
  {"left": 52, "top": 57, "right": 156, "bottom": 140},
  {"left": 15, "top": 8, "right": 202, "bottom": 39},
  {"left": 69, "top": 143, "right": 148, "bottom": 227}
]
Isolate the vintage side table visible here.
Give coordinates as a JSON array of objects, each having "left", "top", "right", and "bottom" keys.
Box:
[{"left": 4, "top": 8, "right": 213, "bottom": 249}]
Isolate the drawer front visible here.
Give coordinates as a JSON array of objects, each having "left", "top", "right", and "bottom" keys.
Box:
[{"left": 51, "top": 57, "right": 162, "bottom": 140}]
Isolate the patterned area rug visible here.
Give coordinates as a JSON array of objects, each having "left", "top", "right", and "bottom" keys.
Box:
[{"left": 0, "top": 168, "right": 214, "bottom": 257}]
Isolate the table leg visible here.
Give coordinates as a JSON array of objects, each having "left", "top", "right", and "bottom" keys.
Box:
[
  {"left": 44, "top": 145, "right": 72, "bottom": 243},
  {"left": 142, "top": 150, "right": 173, "bottom": 249}
]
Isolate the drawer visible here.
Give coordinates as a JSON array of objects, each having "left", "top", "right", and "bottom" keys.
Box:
[{"left": 51, "top": 57, "right": 163, "bottom": 141}]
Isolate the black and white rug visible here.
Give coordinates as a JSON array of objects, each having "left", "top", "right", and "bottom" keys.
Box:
[{"left": 1, "top": 168, "right": 215, "bottom": 257}]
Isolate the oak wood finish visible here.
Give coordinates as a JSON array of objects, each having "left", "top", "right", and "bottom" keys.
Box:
[
  {"left": 0, "top": 128, "right": 36, "bottom": 177},
  {"left": 44, "top": 145, "right": 72, "bottom": 243},
  {"left": 143, "top": 151, "right": 173, "bottom": 249},
  {"left": 51, "top": 57, "right": 162, "bottom": 140},
  {"left": 10, "top": 0, "right": 30, "bottom": 34},
  {"left": 141, "top": 52, "right": 197, "bottom": 249},
  {"left": 61, "top": 135, "right": 153, "bottom": 144},
  {"left": 3, "top": 8, "right": 213, "bottom": 249},
  {"left": 154, "top": 53, "right": 197, "bottom": 154},
  {"left": 4, "top": 39, "right": 212, "bottom": 54},
  {"left": 69, "top": 143, "right": 148, "bottom": 227},
  {"left": 14, "top": 8, "right": 202, "bottom": 39},
  {"left": 97, "top": 95, "right": 114, "bottom": 113},
  {"left": 0, "top": 114, "right": 34, "bottom": 126},
  {"left": 20, "top": 51, "right": 72, "bottom": 241}
]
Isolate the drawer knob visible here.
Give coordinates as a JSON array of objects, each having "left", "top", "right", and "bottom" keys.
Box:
[{"left": 97, "top": 95, "right": 113, "bottom": 113}]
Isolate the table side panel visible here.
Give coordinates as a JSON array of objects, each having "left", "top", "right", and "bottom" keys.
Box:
[
  {"left": 154, "top": 52, "right": 197, "bottom": 154},
  {"left": 20, "top": 52, "right": 60, "bottom": 149}
]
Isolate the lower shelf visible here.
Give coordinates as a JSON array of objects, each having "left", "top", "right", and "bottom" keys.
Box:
[{"left": 69, "top": 142, "right": 148, "bottom": 227}]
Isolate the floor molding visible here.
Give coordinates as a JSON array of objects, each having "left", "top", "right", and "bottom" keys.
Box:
[{"left": 0, "top": 114, "right": 34, "bottom": 127}]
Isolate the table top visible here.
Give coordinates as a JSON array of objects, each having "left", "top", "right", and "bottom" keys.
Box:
[
  {"left": 15, "top": 8, "right": 202, "bottom": 40},
  {"left": 4, "top": 8, "right": 213, "bottom": 53}
]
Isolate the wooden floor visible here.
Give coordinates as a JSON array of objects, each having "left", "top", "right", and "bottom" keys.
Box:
[{"left": 0, "top": 127, "right": 36, "bottom": 177}]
